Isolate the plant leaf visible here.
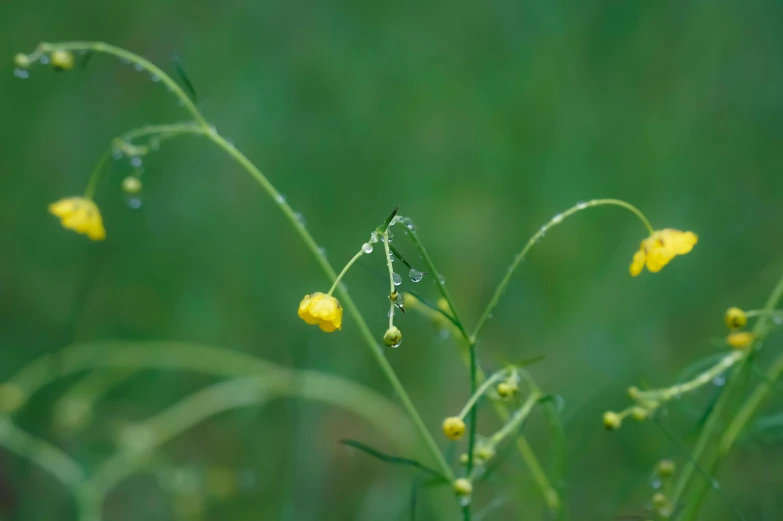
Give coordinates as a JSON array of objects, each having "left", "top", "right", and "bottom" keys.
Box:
[
  {"left": 171, "top": 53, "right": 198, "bottom": 102},
  {"left": 377, "top": 206, "right": 398, "bottom": 234},
  {"left": 339, "top": 439, "right": 448, "bottom": 482}
]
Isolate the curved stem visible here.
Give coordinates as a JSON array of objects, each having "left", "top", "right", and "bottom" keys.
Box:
[
  {"left": 32, "top": 41, "right": 453, "bottom": 483},
  {"left": 327, "top": 248, "right": 365, "bottom": 296},
  {"left": 458, "top": 371, "right": 506, "bottom": 420},
  {"left": 471, "top": 199, "right": 654, "bottom": 341},
  {"left": 408, "top": 226, "right": 563, "bottom": 514},
  {"left": 673, "top": 272, "right": 783, "bottom": 520},
  {"left": 0, "top": 417, "right": 84, "bottom": 490},
  {"left": 39, "top": 42, "right": 207, "bottom": 127},
  {"left": 381, "top": 232, "right": 397, "bottom": 328}
]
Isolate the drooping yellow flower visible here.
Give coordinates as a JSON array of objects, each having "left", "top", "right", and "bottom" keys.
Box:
[
  {"left": 629, "top": 229, "right": 697, "bottom": 276},
  {"left": 48, "top": 197, "right": 106, "bottom": 241},
  {"left": 298, "top": 292, "right": 342, "bottom": 332}
]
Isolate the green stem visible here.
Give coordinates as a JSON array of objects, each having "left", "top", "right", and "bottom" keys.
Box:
[
  {"left": 327, "top": 248, "right": 365, "bottom": 296},
  {"left": 33, "top": 40, "right": 454, "bottom": 484},
  {"left": 407, "top": 226, "right": 563, "bottom": 514},
  {"left": 84, "top": 149, "right": 111, "bottom": 199},
  {"left": 458, "top": 371, "right": 506, "bottom": 420},
  {"left": 38, "top": 42, "right": 207, "bottom": 127},
  {"left": 381, "top": 231, "right": 397, "bottom": 329},
  {"left": 471, "top": 199, "right": 654, "bottom": 341},
  {"left": 488, "top": 394, "right": 539, "bottom": 447},
  {"left": 673, "top": 272, "right": 783, "bottom": 520}
]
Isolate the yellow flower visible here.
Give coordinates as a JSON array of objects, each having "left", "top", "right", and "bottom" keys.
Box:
[
  {"left": 629, "top": 229, "right": 698, "bottom": 276},
  {"left": 297, "top": 292, "right": 342, "bottom": 332},
  {"left": 724, "top": 307, "right": 747, "bottom": 329},
  {"left": 453, "top": 478, "right": 473, "bottom": 496},
  {"left": 726, "top": 331, "right": 754, "bottom": 350},
  {"left": 602, "top": 411, "right": 622, "bottom": 430},
  {"left": 442, "top": 416, "right": 466, "bottom": 440},
  {"left": 48, "top": 197, "right": 106, "bottom": 241}
]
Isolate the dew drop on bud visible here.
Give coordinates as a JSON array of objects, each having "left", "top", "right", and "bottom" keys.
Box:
[
  {"left": 392, "top": 272, "right": 402, "bottom": 286},
  {"left": 408, "top": 269, "right": 423, "bottom": 282}
]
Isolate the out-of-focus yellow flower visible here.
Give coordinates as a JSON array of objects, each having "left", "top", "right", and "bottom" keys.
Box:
[
  {"left": 298, "top": 292, "right": 342, "bottom": 332},
  {"left": 725, "top": 307, "right": 747, "bottom": 329},
  {"left": 602, "top": 411, "right": 622, "bottom": 430},
  {"left": 630, "top": 229, "right": 698, "bottom": 276},
  {"left": 453, "top": 478, "right": 473, "bottom": 496},
  {"left": 51, "top": 50, "right": 74, "bottom": 70},
  {"left": 443, "top": 416, "right": 466, "bottom": 440},
  {"left": 49, "top": 197, "right": 106, "bottom": 240},
  {"left": 727, "top": 331, "right": 754, "bottom": 350}
]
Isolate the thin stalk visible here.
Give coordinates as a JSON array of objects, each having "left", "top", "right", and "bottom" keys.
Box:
[
  {"left": 84, "top": 149, "right": 111, "bottom": 199},
  {"left": 327, "top": 248, "right": 365, "bottom": 296},
  {"left": 407, "top": 226, "right": 562, "bottom": 513},
  {"left": 471, "top": 199, "right": 654, "bottom": 341},
  {"left": 673, "top": 272, "right": 783, "bottom": 520},
  {"left": 381, "top": 232, "right": 397, "bottom": 328},
  {"left": 37, "top": 41, "right": 454, "bottom": 483},
  {"left": 457, "top": 371, "right": 506, "bottom": 420}
]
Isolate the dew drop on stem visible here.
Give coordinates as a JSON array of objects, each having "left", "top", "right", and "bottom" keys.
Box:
[
  {"left": 13, "top": 68, "right": 29, "bottom": 79},
  {"left": 408, "top": 269, "right": 423, "bottom": 282},
  {"left": 551, "top": 213, "right": 564, "bottom": 224},
  {"left": 274, "top": 194, "right": 286, "bottom": 204},
  {"left": 576, "top": 201, "right": 588, "bottom": 210},
  {"left": 130, "top": 157, "right": 142, "bottom": 168},
  {"left": 712, "top": 374, "right": 726, "bottom": 387},
  {"left": 39, "top": 55, "right": 49, "bottom": 64},
  {"left": 134, "top": 63, "right": 143, "bottom": 72},
  {"left": 362, "top": 243, "right": 373, "bottom": 254},
  {"left": 150, "top": 73, "right": 161, "bottom": 82},
  {"left": 369, "top": 231, "right": 379, "bottom": 244},
  {"left": 392, "top": 272, "right": 402, "bottom": 286},
  {"left": 294, "top": 212, "right": 306, "bottom": 226},
  {"left": 126, "top": 195, "right": 143, "bottom": 209}
]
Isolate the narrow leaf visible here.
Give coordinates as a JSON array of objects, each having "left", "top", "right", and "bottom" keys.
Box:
[
  {"left": 171, "top": 53, "right": 198, "bottom": 102},
  {"left": 377, "top": 206, "right": 398, "bottom": 234},
  {"left": 339, "top": 439, "right": 448, "bottom": 482}
]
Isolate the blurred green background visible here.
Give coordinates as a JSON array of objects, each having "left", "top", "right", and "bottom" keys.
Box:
[{"left": 2, "top": 1, "right": 783, "bottom": 520}]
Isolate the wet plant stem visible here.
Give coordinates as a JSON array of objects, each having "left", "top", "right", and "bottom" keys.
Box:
[{"left": 41, "top": 41, "right": 454, "bottom": 484}]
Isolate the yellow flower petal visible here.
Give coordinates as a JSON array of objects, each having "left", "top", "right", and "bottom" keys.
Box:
[
  {"left": 297, "top": 292, "right": 342, "bottom": 332},
  {"left": 48, "top": 197, "right": 106, "bottom": 241},
  {"left": 630, "top": 228, "right": 696, "bottom": 276}
]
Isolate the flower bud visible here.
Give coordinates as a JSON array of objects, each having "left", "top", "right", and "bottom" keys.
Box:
[
  {"left": 383, "top": 326, "right": 402, "bottom": 347},
  {"left": 627, "top": 386, "right": 640, "bottom": 399},
  {"left": 727, "top": 331, "right": 754, "bottom": 350},
  {"left": 14, "top": 53, "right": 30, "bottom": 69},
  {"left": 630, "top": 406, "right": 649, "bottom": 421},
  {"left": 496, "top": 382, "right": 515, "bottom": 398},
  {"left": 50, "top": 50, "right": 74, "bottom": 71},
  {"left": 475, "top": 444, "right": 495, "bottom": 463},
  {"left": 656, "top": 459, "right": 676, "bottom": 477},
  {"left": 453, "top": 478, "right": 473, "bottom": 496},
  {"left": 724, "top": 307, "right": 747, "bottom": 329},
  {"left": 459, "top": 453, "right": 469, "bottom": 465},
  {"left": 443, "top": 416, "right": 466, "bottom": 440},
  {"left": 602, "top": 411, "right": 622, "bottom": 430},
  {"left": 122, "top": 176, "right": 143, "bottom": 195},
  {"left": 652, "top": 492, "right": 668, "bottom": 508}
]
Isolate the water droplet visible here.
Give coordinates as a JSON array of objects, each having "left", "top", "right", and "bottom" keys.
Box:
[
  {"left": 553, "top": 395, "right": 566, "bottom": 413},
  {"left": 391, "top": 340, "right": 401, "bottom": 348},
  {"left": 39, "top": 55, "right": 49, "bottom": 65},
  {"left": 774, "top": 314, "right": 783, "bottom": 325},
  {"left": 130, "top": 156, "right": 142, "bottom": 168},
  {"left": 226, "top": 138, "right": 234, "bottom": 147},
  {"left": 712, "top": 375, "right": 726, "bottom": 387},
  {"left": 126, "top": 195, "right": 143, "bottom": 209},
  {"left": 294, "top": 212, "right": 306, "bottom": 226},
  {"left": 134, "top": 63, "right": 144, "bottom": 72},
  {"left": 408, "top": 269, "right": 423, "bottom": 282},
  {"left": 317, "top": 247, "right": 327, "bottom": 258},
  {"left": 395, "top": 293, "right": 404, "bottom": 308},
  {"left": 392, "top": 272, "right": 402, "bottom": 286},
  {"left": 370, "top": 232, "right": 379, "bottom": 244},
  {"left": 439, "top": 275, "right": 445, "bottom": 284},
  {"left": 362, "top": 243, "right": 373, "bottom": 254},
  {"left": 650, "top": 479, "right": 661, "bottom": 490},
  {"left": 13, "top": 68, "right": 29, "bottom": 79},
  {"left": 459, "top": 496, "right": 471, "bottom": 507},
  {"left": 403, "top": 217, "right": 416, "bottom": 231},
  {"left": 274, "top": 194, "right": 286, "bottom": 204},
  {"left": 576, "top": 201, "right": 588, "bottom": 210},
  {"left": 112, "top": 148, "right": 123, "bottom": 160},
  {"left": 150, "top": 74, "right": 160, "bottom": 82},
  {"left": 390, "top": 216, "right": 402, "bottom": 226},
  {"left": 551, "top": 213, "right": 564, "bottom": 224}
]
